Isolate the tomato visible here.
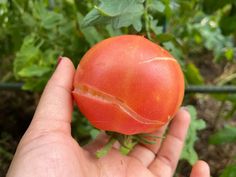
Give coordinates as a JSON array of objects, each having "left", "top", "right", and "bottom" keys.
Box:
[{"left": 73, "top": 35, "right": 184, "bottom": 135}]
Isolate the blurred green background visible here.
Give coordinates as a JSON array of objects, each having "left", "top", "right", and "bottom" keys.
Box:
[{"left": 1, "top": 0, "right": 236, "bottom": 176}]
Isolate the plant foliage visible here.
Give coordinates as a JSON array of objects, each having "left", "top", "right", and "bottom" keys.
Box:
[
  {"left": 181, "top": 105, "right": 206, "bottom": 165},
  {"left": 82, "top": 0, "right": 145, "bottom": 31},
  {"left": 0, "top": 0, "right": 234, "bottom": 90},
  {"left": 1, "top": 0, "right": 236, "bottom": 175},
  {"left": 220, "top": 164, "right": 236, "bottom": 177},
  {"left": 209, "top": 125, "right": 236, "bottom": 145}
]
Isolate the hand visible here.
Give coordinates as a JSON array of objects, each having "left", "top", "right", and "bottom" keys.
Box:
[{"left": 7, "top": 57, "right": 210, "bottom": 177}]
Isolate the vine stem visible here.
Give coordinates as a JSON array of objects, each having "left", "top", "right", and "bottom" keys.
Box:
[
  {"left": 144, "top": 0, "right": 151, "bottom": 39},
  {"left": 96, "top": 138, "right": 116, "bottom": 158},
  {"left": 95, "top": 131, "right": 164, "bottom": 158},
  {"left": 119, "top": 135, "right": 138, "bottom": 155}
]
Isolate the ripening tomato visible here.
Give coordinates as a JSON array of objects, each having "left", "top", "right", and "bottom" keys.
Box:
[{"left": 73, "top": 35, "right": 184, "bottom": 135}]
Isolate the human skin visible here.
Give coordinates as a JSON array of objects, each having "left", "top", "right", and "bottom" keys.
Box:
[{"left": 6, "top": 57, "right": 210, "bottom": 177}]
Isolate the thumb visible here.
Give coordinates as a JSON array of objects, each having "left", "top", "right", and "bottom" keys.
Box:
[{"left": 29, "top": 57, "right": 75, "bottom": 135}]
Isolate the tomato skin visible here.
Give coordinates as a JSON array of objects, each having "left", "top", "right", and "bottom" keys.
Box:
[{"left": 73, "top": 35, "right": 184, "bottom": 135}]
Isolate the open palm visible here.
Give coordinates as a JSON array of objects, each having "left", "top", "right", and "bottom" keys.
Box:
[{"left": 7, "top": 57, "right": 210, "bottom": 177}]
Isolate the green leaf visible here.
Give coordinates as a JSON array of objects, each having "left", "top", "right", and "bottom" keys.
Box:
[
  {"left": 77, "top": 12, "right": 104, "bottom": 46},
  {"left": 82, "top": 0, "right": 145, "bottom": 31},
  {"left": 22, "top": 77, "right": 49, "bottom": 91},
  {"left": 156, "top": 33, "right": 174, "bottom": 43},
  {"left": 194, "top": 33, "right": 202, "bottom": 44},
  {"left": 220, "top": 15, "right": 236, "bottom": 35},
  {"left": 203, "top": 0, "right": 235, "bottom": 14},
  {"left": 106, "top": 25, "right": 123, "bottom": 36},
  {"left": 183, "top": 17, "right": 234, "bottom": 61},
  {"left": 29, "top": 1, "right": 64, "bottom": 30},
  {"left": 220, "top": 164, "right": 236, "bottom": 177},
  {"left": 13, "top": 33, "right": 58, "bottom": 91},
  {"left": 13, "top": 34, "right": 43, "bottom": 78},
  {"left": 162, "top": 0, "right": 171, "bottom": 19},
  {"left": 21, "top": 12, "right": 36, "bottom": 27},
  {"left": 185, "top": 63, "right": 204, "bottom": 85},
  {"left": 40, "top": 11, "right": 63, "bottom": 29},
  {"left": 150, "top": 19, "right": 161, "bottom": 35},
  {"left": 224, "top": 48, "right": 234, "bottom": 61},
  {"left": 18, "top": 65, "right": 51, "bottom": 77},
  {"left": 149, "top": 0, "right": 165, "bottom": 13},
  {"left": 181, "top": 105, "right": 206, "bottom": 165},
  {"left": 209, "top": 125, "right": 236, "bottom": 145}
]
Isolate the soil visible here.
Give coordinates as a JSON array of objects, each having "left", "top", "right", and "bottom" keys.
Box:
[
  {"left": 0, "top": 91, "right": 37, "bottom": 177},
  {"left": 0, "top": 53, "right": 235, "bottom": 177},
  {"left": 195, "top": 95, "right": 236, "bottom": 176}
]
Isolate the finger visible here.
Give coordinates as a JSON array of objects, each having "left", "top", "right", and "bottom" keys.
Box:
[
  {"left": 190, "top": 160, "right": 210, "bottom": 177},
  {"left": 149, "top": 108, "right": 190, "bottom": 177},
  {"left": 29, "top": 57, "right": 75, "bottom": 134},
  {"left": 129, "top": 125, "right": 167, "bottom": 167}
]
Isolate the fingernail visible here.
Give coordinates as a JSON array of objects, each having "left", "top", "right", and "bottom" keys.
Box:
[{"left": 57, "top": 56, "right": 63, "bottom": 66}]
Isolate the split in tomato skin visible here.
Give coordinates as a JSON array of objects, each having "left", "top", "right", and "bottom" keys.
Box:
[{"left": 73, "top": 35, "right": 184, "bottom": 135}]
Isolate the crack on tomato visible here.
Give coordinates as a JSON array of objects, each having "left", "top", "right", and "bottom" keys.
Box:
[
  {"left": 73, "top": 84, "right": 165, "bottom": 125},
  {"left": 139, "top": 57, "right": 176, "bottom": 64}
]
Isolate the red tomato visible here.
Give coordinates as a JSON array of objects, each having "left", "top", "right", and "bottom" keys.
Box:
[{"left": 73, "top": 35, "right": 184, "bottom": 135}]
